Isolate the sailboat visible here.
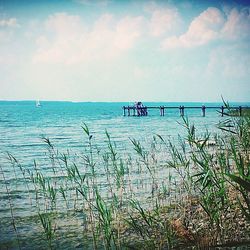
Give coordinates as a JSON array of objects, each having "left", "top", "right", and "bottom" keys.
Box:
[{"left": 36, "top": 100, "right": 41, "bottom": 107}]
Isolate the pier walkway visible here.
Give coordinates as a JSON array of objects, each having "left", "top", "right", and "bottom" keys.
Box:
[{"left": 123, "top": 105, "right": 250, "bottom": 117}]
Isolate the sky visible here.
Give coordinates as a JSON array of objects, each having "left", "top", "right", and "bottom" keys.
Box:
[{"left": 0, "top": 0, "right": 249, "bottom": 102}]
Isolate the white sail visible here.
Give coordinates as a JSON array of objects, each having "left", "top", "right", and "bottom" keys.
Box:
[{"left": 36, "top": 100, "right": 41, "bottom": 107}]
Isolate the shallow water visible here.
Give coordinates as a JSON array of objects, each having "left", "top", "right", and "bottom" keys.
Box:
[{"left": 0, "top": 101, "right": 249, "bottom": 248}]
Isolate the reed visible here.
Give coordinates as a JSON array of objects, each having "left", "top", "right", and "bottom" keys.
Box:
[
  {"left": 7, "top": 153, "right": 33, "bottom": 206},
  {"left": 125, "top": 198, "right": 176, "bottom": 249},
  {"left": 0, "top": 164, "right": 21, "bottom": 250},
  {"left": 38, "top": 212, "right": 56, "bottom": 249},
  {"left": 1, "top": 104, "right": 250, "bottom": 249},
  {"left": 95, "top": 188, "right": 116, "bottom": 249}
]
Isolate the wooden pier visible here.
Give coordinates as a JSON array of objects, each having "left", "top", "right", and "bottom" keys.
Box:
[{"left": 123, "top": 105, "right": 250, "bottom": 117}]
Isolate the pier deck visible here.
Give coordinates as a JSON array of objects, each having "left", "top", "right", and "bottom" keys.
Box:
[{"left": 122, "top": 105, "right": 250, "bottom": 117}]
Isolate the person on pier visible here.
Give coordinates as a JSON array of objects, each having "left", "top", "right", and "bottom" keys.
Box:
[{"left": 135, "top": 101, "right": 144, "bottom": 116}]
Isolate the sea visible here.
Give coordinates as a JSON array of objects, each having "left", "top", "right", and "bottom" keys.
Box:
[
  {"left": 1, "top": 101, "right": 239, "bottom": 157},
  {"left": 0, "top": 101, "right": 249, "bottom": 247}
]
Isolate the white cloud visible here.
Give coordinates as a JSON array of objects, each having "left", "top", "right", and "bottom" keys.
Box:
[
  {"left": 162, "top": 7, "right": 225, "bottom": 49},
  {"left": 0, "top": 18, "right": 19, "bottom": 27},
  {"left": 33, "top": 13, "right": 144, "bottom": 64},
  {"left": 45, "top": 12, "right": 85, "bottom": 36},
  {"left": 222, "top": 7, "right": 250, "bottom": 40},
  {"left": 114, "top": 16, "right": 144, "bottom": 49},
  {"left": 148, "top": 7, "right": 181, "bottom": 37},
  {"left": 161, "top": 6, "right": 250, "bottom": 49},
  {"left": 0, "top": 18, "right": 19, "bottom": 43},
  {"left": 144, "top": 2, "right": 182, "bottom": 37}
]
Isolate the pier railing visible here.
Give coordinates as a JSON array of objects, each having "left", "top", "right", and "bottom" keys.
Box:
[{"left": 122, "top": 105, "right": 250, "bottom": 117}]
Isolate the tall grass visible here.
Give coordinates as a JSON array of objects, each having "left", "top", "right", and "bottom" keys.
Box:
[
  {"left": 0, "top": 164, "right": 21, "bottom": 250},
  {"left": 1, "top": 107, "right": 250, "bottom": 249},
  {"left": 39, "top": 212, "right": 56, "bottom": 249}
]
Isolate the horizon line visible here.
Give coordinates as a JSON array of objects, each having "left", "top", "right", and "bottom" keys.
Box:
[{"left": 1, "top": 99, "right": 250, "bottom": 103}]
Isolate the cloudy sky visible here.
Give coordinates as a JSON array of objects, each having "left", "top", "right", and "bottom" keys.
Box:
[{"left": 0, "top": 0, "right": 249, "bottom": 102}]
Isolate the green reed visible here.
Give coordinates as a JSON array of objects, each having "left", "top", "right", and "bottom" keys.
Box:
[
  {"left": 126, "top": 198, "right": 176, "bottom": 249},
  {"left": 95, "top": 188, "right": 116, "bottom": 249},
  {"left": 2, "top": 103, "right": 250, "bottom": 249},
  {"left": 105, "top": 130, "right": 124, "bottom": 190},
  {"left": 39, "top": 212, "right": 56, "bottom": 249},
  {"left": 0, "top": 164, "right": 21, "bottom": 250},
  {"left": 7, "top": 153, "right": 35, "bottom": 209},
  {"left": 167, "top": 109, "right": 250, "bottom": 245}
]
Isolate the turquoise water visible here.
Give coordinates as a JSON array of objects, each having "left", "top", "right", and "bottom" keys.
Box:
[
  {"left": 0, "top": 101, "right": 230, "bottom": 152},
  {"left": 0, "top": 101, "right": 248, "bottom": 248},
  {"left": 0, "top": 101, "right": 248, "bottom": 178}
]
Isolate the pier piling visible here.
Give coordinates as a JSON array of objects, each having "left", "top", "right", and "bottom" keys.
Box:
[
  {"left": 123, "top": 106, "right": 126, "bottom": 116},
  {"left": 160, "top": 106, "right": 165, "bottom": 116},
  {"left": 202, "top": 105, "right": 206, "bottom": 117},
  {"left": 221, "top": 106, "right": 224, "bottom": 117},
  {"left": 179, "top": 106, "right": 184, "bottom": 116},
  {"left": 133, "top": 107, "right": 136, "bottom": 116}
]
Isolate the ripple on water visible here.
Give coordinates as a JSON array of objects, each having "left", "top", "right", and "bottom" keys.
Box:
[{"left": 0, "top": 101, "right": 242, "bottom": 223}]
